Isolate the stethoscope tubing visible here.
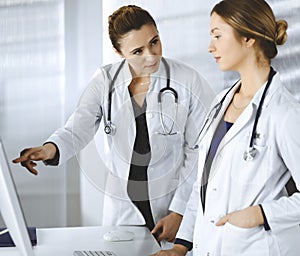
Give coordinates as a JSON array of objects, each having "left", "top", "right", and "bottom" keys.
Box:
[
  {"left": 107, "top": 59, "right": 126, "bottom": 124},
  {"left": 196, "top": 67, "right": 276, "bottom": 161},
  {"left": 104, "top": 57, "right": 179, "bottom": 135},
  {"left": 196, "top": 82, "right": 237, "bottom": 144},
  {"left": 248, "top": 67, "right": 276, "bottom": 148}
]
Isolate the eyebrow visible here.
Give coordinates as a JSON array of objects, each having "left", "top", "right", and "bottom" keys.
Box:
[
  {"left": 210, "top": 27, "right": 220, "bottom": 34},
  {"left": 129, "top": 35, "right": 159, "bottom": 54}
]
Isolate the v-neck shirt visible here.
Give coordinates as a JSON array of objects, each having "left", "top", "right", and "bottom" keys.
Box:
[
  {"left": 127, "top": 91, "right": 155, "bottom": 231},
  {"left": 200, "top": 119, "right": 233, "bottom": 212}
]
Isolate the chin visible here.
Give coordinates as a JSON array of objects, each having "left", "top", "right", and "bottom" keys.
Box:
[
  {"left": 219, "top": 64, "right": 230, "bottom": 72},
  {"left": 152, "top": 65, "right": 160, "bottom": 73},
  {"left": 147, "top": 65, "right": 159, "bottom": 74}
]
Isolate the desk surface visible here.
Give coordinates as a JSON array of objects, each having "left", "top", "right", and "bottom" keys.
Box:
[{"left": 0, "top": 226, "right": 161, "bottom": 256}]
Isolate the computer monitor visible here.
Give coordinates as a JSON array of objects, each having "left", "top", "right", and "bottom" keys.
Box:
[{"left": 0, "top": 139, "right": 34, "bottom": 256}]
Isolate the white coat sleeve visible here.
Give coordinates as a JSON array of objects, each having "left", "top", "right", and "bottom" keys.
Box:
[
  {"left": 261, "top": 102, "right": 300, "bottom": 231},
  {"left": 168, "top": 71, "right": 214, "bottom": 215},
  {"left": 175, "top": 173, "right": 200, "bottom": 242},
  {"left": 45, "top": 68, "right": 106, "bottom": 165}
]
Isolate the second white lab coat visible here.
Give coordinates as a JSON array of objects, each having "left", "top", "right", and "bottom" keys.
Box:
[
  {"left": 177, "top": 73, "right": 300, "bottom": 255},
  {"left": 46, "top": 58, "right": 214, "bottom": 247}
]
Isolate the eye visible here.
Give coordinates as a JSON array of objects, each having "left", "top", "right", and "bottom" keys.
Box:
[
  {"left": 151, "top": 38, "right": 159, "bottom": 46},
  {"left": 133, "top": 49, "right": 143, "bottom": 55},
  {"left": 214, "top": 35, "right": 221, "bottom": 40}
]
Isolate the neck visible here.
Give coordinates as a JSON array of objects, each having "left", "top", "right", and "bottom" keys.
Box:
[
  {"left": 132, "top": 76, "right": 151, "bottom": 86},
  {"left": 238, "top": 65, "right": 271, "bottom": 98}
]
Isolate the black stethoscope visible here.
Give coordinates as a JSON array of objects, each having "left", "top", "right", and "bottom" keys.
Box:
[
  {"left": 198, "top": 67, "right": 276, "bottom": 161},
  {"left": 104, "top": 57, "right": 179, "bottom": 136}
]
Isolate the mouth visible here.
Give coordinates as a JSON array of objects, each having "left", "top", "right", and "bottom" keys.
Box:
[
  {"left": 145, "top": 62, "right": 158, "bottom": 69},
  {"left": 214, "top": 56, "right": 221, "bottom": 63}
]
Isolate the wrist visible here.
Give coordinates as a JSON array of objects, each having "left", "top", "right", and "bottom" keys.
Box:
[
  {"left": 173, "top": 244, "right": 188, "bottom": 255},
  {"left": 43, "top": 143, "right": 57, "bottom": 160},
  {"left": 253, "top": 205, "right": 264, "bottom": 226},
  {"left": 170, "top": 212, "right": 183, "bottom": 227},
  {"left": 170, "top": 211, "right": 183, "bottom": 219}
]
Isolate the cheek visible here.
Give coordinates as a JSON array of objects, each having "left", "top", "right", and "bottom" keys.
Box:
[
  {"left": 133, "top": 57, "right": 144, "bottom": 66},
  {"left": 155, "top": 42, "right": 163, "bottom": 55},
  {"left": 220, "top": 41, "right": 234, "bottom": 54},
  {"left": 127, "top": 58, "right": 144, "bottom": 71}
]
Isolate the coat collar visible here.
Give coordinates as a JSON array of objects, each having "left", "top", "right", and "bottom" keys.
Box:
[
  {"left": 214, "top": 72, "right": 281, "bottom": 153},
  {"left": 113, "top": 57, "right": 166, "bottom": 89}
]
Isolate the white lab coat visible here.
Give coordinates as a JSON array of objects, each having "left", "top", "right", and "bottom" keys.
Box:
[
  {"left": 46, "top": 58, "right": 214, "bottom": 247},
  {"left": 177, "top": 73, "right": 300, "bottom": 255}
]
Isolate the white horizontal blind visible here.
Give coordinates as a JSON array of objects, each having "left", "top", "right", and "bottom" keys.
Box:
[
  {"left": 269, "top": 0, "right": 300, "bottom": 100},
  {"left": 0, "top": 0, "right": 66, "bottom": 227}
]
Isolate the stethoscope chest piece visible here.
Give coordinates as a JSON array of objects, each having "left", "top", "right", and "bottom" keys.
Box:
[
  {"left": 104, "top": 122, "right": 116, "bottom": 136},
  {"left": 243, "top": 147, "right": 257, "bottom": 161}
]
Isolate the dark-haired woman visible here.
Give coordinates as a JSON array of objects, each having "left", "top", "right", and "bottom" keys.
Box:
[{"left": 13, "top": 5, "right": 213, "bottom": 248}]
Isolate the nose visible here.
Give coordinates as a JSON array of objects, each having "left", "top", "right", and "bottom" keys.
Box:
[
  {"left": 145, "top": 46, "right": 157, "bottom": 57},
  {"left": 144, "top": 47, "right": 158, "bottom": 62},
  {"left": 208, "top": 40, "right": 215, "bottom": 53}
]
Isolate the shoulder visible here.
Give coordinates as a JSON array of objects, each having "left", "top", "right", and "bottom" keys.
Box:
[
  {"left": 267, "top": 77, "right": 300, "bottom": 132},
  {"left": 85, "top": 61, "right": 125, "bottom": 89},
  {"left": 78, "top": 62, "right": 122, "bottom": 104},
  {"left": 269, "top": 74, "right": 300, "bottom": 113},
  {"left": 96, "top": 61, "right": 124, "bottom": 81},
  {"left": 164, "top": 57, "right": 216, "bottom": 111},
  {"left": 272, "top": 88, "right": 300, "bottom": 151},
  {"left": 164, "top": 57, "right": 203, "bottom": 79},
  {"left": 163, "top": 57, "right": 212, "bottom": 90},
  {"left": 273, "top": 88, "right": 300, "bottom": 122}
]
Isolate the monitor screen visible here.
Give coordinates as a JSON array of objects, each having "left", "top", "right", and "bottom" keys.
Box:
[{"left": 0, "top": 139, "right": 34, "bottom": 256}]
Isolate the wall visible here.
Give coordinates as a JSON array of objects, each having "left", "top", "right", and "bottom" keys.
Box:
[
  {"left": 1, "top": 0, "right": 299, "bottom": 228},
  {"left": 0, "top": 0, "right": 67, "bottom": 228}
]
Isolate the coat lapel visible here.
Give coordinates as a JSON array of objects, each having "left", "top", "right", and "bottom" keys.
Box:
[{"left": 215, "top": 74, "right": 281, "bottom": 154}]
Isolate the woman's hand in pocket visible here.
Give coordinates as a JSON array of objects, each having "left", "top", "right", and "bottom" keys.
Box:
[{"left": 215, "top": 205, "right": 264, "bottom": 228}]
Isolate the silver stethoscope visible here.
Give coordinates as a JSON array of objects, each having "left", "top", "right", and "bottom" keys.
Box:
[
  {"left": 104, "top": 57, "right": 179, "bottom": 136},
  {"left": 198, "top": 67, "right": 276, "bottom": 161}
]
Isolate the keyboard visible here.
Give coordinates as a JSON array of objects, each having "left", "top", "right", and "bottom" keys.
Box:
[{"left": 73, "top": 251, "right": 117, "bottom": 256}]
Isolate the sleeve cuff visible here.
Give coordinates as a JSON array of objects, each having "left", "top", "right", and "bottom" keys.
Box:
[
  {"left": 42, "top": 142, "right": 60, "bottom": 166},
  {"left": 259, "top": 204, "right": 271, "bottom": 231},
  {"left": 174, "top": 238, "right": 193, "bottom": 251}
]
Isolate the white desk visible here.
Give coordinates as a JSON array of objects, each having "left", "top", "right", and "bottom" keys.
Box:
[{"left": 0, "top": 226, "right": 161, "bottom": 256}]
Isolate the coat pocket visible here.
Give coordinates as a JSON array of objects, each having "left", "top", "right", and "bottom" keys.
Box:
[{"left": 221, "top": 222, "right": 269, "bottom": 256}]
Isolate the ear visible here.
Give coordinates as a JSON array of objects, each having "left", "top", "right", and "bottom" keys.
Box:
[{"left": 244, "top": 37, "right": 255, "bottom": 48}]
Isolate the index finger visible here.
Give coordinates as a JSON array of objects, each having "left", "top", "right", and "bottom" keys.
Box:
[
  {"left": 12, "top": 155, "right": 30, "bottom": 164},
  {"left": 151, "top": 223, "right": 162, "bottom": 235},
  {"left": 12, "top": 148, "right": 37, "bottom": 164},
  {"left": 215, "top": 215, "right": 228, "bottom": 226}
]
